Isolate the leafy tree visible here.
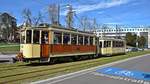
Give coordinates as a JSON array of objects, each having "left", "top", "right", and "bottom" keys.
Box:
[
  {"left": 125, "top": 32, "right": 137, "bottom": 47},
  {"left": 138, "top": 36, "right": 146, "bottom": 48}
]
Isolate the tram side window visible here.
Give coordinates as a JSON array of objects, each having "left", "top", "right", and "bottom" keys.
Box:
[
  {"left": 119, "top": 41, "right": 123, "bottom": 47},
  {"left": 26, "top": 30, "right": 32, "bottom": 43},
  {"left": 63, "top": 33, "right": 70, "bottom": 44},
  {"left": 116, "top": 41, "right": 118, "bottom": 47},
  {"left": 107, "top": 41, "right": 111, "bottom": 47},
  {"left": 84, "top": 36, "right": 89, "bottom": 45},
  {"left": 41, "top": 31, "right": 49, "bottom": 44},
  {"left": 90, "top": 37, "right": 93, "bottom": 45},
  {"left": 54, "top": 32, "right": 62, "bottom": 44},
  {"left": 121, "top": 42, "right": 124, "bottom": 47},
  {"left": 113, "top": 41, "right": 116, "bottom": 47},
  {"left": 78, "top": 35, "right": 83, "bottom": 45},
  {"left": 33, "top": 30, "right": 40, "bottom": 44},
  {"left": 71, "top": 34, "right": 77, "bottom": 45}
]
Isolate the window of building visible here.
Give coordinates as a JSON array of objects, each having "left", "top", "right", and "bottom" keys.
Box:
[{"left": 54, "top": 32, "right": 62, "bottom": 44}]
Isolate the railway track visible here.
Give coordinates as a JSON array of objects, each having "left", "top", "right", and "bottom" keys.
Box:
[{"left": 0, "top": 57, "right": 109, "bottom": 84}]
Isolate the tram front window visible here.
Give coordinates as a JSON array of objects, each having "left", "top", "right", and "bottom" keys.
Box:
[
  {"left": 33, "top": 30, "right": 40, "bottom": 44},
  {"left": 21, "top": 31, "right": 25, "bottom": 44},
  {"left": 26, "top": 30, "right": 32, "bottom": 43}
]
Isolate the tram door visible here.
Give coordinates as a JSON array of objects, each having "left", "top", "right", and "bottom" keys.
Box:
[{"left": 41, "top": 31, "right": 49, "bottom": 58}]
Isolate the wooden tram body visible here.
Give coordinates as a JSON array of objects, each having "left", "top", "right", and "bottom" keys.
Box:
[{"left": 18, "top": 26, "right": 97, "bottom": 62}]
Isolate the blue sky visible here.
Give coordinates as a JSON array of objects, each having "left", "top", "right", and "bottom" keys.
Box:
[{"left": 0, "top": 0, "right": 150, "bottom": 26}]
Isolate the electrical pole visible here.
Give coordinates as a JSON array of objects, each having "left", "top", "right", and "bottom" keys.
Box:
[{"left": 66, "top": 4, "right": 73, "bottom": 29}]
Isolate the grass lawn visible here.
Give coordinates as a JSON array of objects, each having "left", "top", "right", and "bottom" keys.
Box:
[
  {"left": 0, "top": 50, "right": 150, "bottom": 84},
  {"left": 0, "top": 43, "right": 20, "bottom": 53}
]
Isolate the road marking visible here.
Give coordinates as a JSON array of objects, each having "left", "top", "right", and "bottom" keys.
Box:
[
  {"left": 32, "top": 54, "right": 150, "bottom": 84},
  {"left": 92, "top": 72, "right": 150, "bottom": 84},
  {"left": 96, "top": 67, "right": 150, "bottom": 81}
]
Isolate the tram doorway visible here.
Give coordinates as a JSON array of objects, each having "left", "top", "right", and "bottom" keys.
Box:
[{"left": 41, "top": 31, "right": 49, "bottom": 58}]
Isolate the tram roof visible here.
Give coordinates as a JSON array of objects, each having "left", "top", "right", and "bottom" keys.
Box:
[
  {"left": 99, "top": 37, "right": 125, "bottom": 41},
  {"left": 21, "top": 26, "right": 96, "bottom": 36}
]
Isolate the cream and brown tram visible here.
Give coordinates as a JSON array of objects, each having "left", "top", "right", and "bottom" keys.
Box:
[
  {"left": 16, "top": 26, "right": 97, "bottom": 63},
  {"left": 99, "top": 38, "right": 126, "bottom": 56}
]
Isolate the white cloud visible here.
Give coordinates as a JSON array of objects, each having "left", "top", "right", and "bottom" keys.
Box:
[
  {"left": 97, "top": 11, "right": 104, "bottom": 14},
  {"left": 61, "top": 0, "right": 129, "bottom": 15},
  {"left": 104, "top": 22, "right": 122, "bottom": 25}
]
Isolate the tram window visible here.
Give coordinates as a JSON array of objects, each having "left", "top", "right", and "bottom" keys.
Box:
[
  {"left": 78, "top": 35, "right": 83, "bottom": 45},
  {"left": 107, "top": 41, "right": 111, "bottom": 47},
  {"left": 90, "top": 37, "right": 93, "bottom": 45},
  {"left": 63, "top": 33, "right": 70, "bottom": 44},
  {"left": 26, "top": 30, "right": 32, "bottom": 43},
  {"left": 113, "top": 41, "right": 116, "bottom": 47},
  {"left": 54, "top": 32, "right": 62, "bottom": 44},
  {"left": 33, "top": 30, "right": 40, "bottom": 44},
  {"left": 84, "top": 36, "right": 89, "bottom": 45},
  {"left": 104, "top": 41, "right": 107, "bottom": 47},
  {"left": 21, "top": 32, "right": 25, "bottom": 43},
  {"left": 99, "top": 41, "right": 102, "bottom": 48},
  {"left": 71, "top": 34, "right": 77, "bottom": 45},
  {"left": 41, "top": 31, "right": 49, "bottom": 44},
  {"left": 115, "top": 41, "right": 117, "bottom": 47}
]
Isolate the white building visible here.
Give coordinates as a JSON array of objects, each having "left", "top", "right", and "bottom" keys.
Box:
[{"left": 95, "top": 26, "right": 150, "bottom": 48}]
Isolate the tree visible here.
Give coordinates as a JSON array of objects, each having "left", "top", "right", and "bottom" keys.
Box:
[
  {"left": 125, "top": 32, "right": 137, "bottom": 47},
  {"left": 33, "top": 11, "right": 43, "bottom": 26},
  {"left": 22, "top": 8, "right": 32, "bottom": 27},
  {"left": 48, "top": 4, "right": 60, "bottom": 25},
  {"left": 138, "top": 36, "right": 146, "bottom": 48}
]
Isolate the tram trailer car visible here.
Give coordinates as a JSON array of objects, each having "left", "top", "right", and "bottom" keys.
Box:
[
  {"left": 99, "top": 38, "right": 126, "bottom": 56},
  {"left": 14, "top": 26, "right": 97, "bottom": 63}
]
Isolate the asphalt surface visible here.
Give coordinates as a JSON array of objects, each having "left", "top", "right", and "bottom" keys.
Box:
[
  {"left": 0, "top": 54, "right": 16, "bottom": 63},
  {"left": 33, "top": 54, "right": 150, "bottom": 84}
]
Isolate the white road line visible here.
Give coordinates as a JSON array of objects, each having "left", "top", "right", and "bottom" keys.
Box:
[{"left": 31, "top": 54, "right": 150, "bottom": 84}]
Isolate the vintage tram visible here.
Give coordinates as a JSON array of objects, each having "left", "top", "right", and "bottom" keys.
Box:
[
  {"left": 14, "top": 26, "right": 126, "bottom": 63},
  {"left": 16, "top": 26, "right": 97, "bottom": 63}
]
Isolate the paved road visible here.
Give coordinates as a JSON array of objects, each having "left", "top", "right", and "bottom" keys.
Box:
[
  {"left": 33, "top": 54, "right": 150, "bottom": 84},
  {"left": 0, "top": 54, "right": 16, "bottom": 63}
]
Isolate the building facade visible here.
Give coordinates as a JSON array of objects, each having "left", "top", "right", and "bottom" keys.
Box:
[
  {"left": 0, "top": 13, "right": 17, "bottom": 42},
  {"left": 95, "top": 26, "right": 150, "bottom": 48}
]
